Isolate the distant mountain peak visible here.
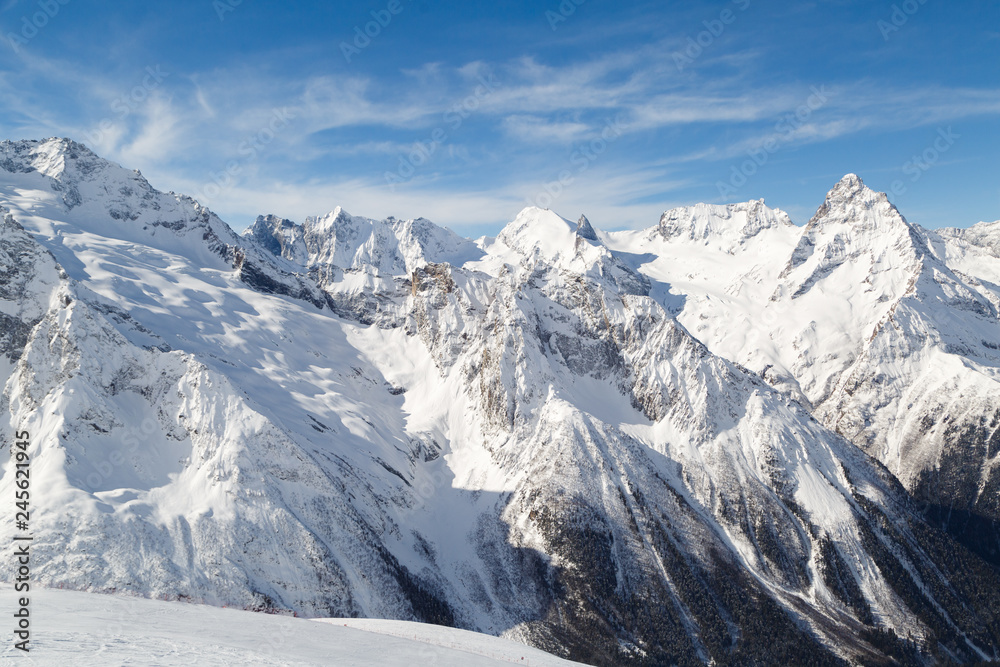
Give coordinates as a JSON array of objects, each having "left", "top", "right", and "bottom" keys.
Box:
[
  {"left": 811, "top": 174, "right": 913, "bottom": 229},
  {"left": 939, "top": 219, "right": 1000, "bottom": 258},
  {"left": 246, "top": 214, "right": 305, "bottom": 263},
  {"left": 497, "top": 207, "right": 577, "bottom": 258},
  {"left": 0, "top": 137, "right": 241, "bottom": 257},
  {"left": 781, "top": 174, "right": 930, "bottom": 294},
  {"left": 803, "top": 174, "right": 913, "bottom": 234},
  {"left": 244, "top": 208, "right": 482, "bottom": 275},
  {"left": 252, "top": 213, "right": 296, "bottom": 230},
  {"left": 1, "top": 137, "right": 113, "bottom": 182},
  {"left": 307, "top": 206, "right": 356, "bottom": 231}
]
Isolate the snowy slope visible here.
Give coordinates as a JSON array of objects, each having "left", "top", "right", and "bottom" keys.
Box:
[
  {"left": 0, "top": 584, "right": 582, "bottom": 666},
  {"left": 1, "top": 139, "right": 1000, "bottom": 665}
]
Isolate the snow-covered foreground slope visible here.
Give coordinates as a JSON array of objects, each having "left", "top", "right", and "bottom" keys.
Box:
[
  {"left": 1, "top": 139, "right": 1000, "bottom": 665},
  {"left": 0, "top": 584, "right": 581, "bottom": 665}
]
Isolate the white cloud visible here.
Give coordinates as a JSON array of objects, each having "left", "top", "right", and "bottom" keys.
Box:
[
  {"left": 501, "top": 114, "right": 591, "bottom": 143},
  {"left": 114, "top": 94, "right": 184, "bottom": 166}
]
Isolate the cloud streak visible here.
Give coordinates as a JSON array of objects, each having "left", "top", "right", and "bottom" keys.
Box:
[{"left": 1, "top": 35, "right": 998, "bottom": 233}]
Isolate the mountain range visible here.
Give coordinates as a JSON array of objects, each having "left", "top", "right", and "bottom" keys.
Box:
[{"left": 1, "top": 137, "right": 999, "bottom": 665}]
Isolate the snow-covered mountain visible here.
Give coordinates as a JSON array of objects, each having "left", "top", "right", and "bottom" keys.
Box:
[
  {"left": 2, "top": 138, "right": 1000, "bottom": 665},
  {"left": 603, "top": 175, "right": 1000, "bottom": 570}
]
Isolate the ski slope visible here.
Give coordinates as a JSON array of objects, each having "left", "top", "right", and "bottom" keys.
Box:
[{"left": 0, "top": 585, "right": 581, "bottom": 666}]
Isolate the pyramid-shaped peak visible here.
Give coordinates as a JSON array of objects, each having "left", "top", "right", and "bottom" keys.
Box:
[
  {"left": 326, "top": 205, "right": 349, "bottom": 221},
  {"left": 807, "top": 174, "right": 906, "bottom": 231},
  {"left": 785, "top": 174, "right": 928, "bottom": 282},
  {"left": 502, "top": 207, "right": 575, "bottom": 233},
  {"left": 824, "top": 173, "right": 884, "bottom": 204},
  {"left": 306, "top": 206, "right": 358, "bottom": 231},
  {"left": 576, "top": 214, "right": 598, "bottom": 241}
]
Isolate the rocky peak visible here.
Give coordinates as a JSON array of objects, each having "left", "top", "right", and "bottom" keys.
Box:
[
  {"left": 575, "top": 214, "right": 598, "bottom": 242},
  {"left": 244, "top": 215, "right": 306, "bottom": 264},
  {"left": 0, "top": 139, "right": 244, "bottom": 266},
  {"left": 781, "top": 174, "right": 929, "bottom": 294},
  {"left": 830, "top": 172, "right": 864, "bottom": 195},
  {"left": 306, "top": 206, "right": 351, "bottom": 232},
  {"left": 805, "top": 173, "right": 909, "bottom": 234},
  {"left": 249, "top": 214, "right": 297, "bottom": 234},
  {"left": 246, "top": 208, "right": 481, "bottom": 276},
  {"left": 1, "top": 137, "right": 93, "bottom": 176}
]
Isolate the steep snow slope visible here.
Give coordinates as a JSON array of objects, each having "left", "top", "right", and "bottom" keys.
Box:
[
  {"left": 0, "top": 584, "right": 582, "bottom": 665},
  {"left": 2, "top": 140, "right": 1000, "bottom": 665}
]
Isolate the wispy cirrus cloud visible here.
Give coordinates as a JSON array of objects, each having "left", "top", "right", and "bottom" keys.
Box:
[
  {"left": 501, "top": 114, "right": 591, "bottom": 143},
  {"left": 1, "top": 24, "right": 998, "bottom": 233}
]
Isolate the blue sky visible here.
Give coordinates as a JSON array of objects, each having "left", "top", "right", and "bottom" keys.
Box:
[{"left": 1, "top": 0, "right": 997, "bottom": 236}]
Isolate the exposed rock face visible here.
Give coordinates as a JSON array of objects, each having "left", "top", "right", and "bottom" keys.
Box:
[
  {"left": 1, "top": 140, "right": 1000, "bottom": 665},
  {"left": 575, "top": 215, "right": 598, "bottom": 242}
]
